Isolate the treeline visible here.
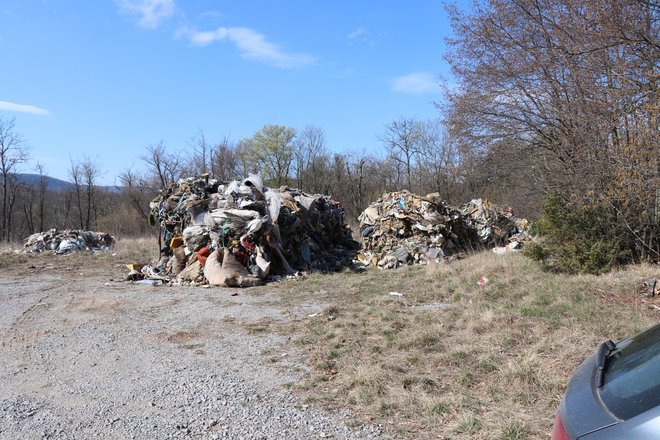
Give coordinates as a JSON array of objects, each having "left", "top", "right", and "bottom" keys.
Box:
[
  {"left": 1, "top": 0, "right": 657, "bottom": 270},
  {"left": 125, "top": 121, "right": 486, "bottom": 229},
  {"left": 443, "top": 0, "right": 659, "bottom": 269},
  {"left": 0, "top": 117, "right": 490, "bottom": 242}
]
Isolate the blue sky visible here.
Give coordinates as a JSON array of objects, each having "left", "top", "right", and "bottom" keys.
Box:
[{"left": 1, "top": 0, "right": 463, "bottom": 184}]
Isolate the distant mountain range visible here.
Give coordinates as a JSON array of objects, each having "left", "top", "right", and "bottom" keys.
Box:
[{"left": 10, "top": 174, "right": 123, "bottom": 193}]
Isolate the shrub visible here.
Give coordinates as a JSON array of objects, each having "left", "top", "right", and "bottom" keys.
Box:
[{"left": 525, "top": 192, "right": 627, "bottom": 274}]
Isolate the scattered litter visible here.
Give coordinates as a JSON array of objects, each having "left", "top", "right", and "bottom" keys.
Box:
[
  {"left": 135, "top": 279, "right": 163, "bottom": 286},
  {"left": 491, "top": 241, "right": 521, "bottom": 255},
  {"left": 357, "top": 192, "right": 530, "bottom": 269},
  {"left": 24, "top": 229, "right": 115, "bottom": 254},
  {"left": 640, "top": 279, "right": 659, "bottom": 311},
  {"left": 388, "top": 291, "right": 404, "bottom": 296},
  {"left": 137, "top": 174, "right": 358, "bottom": 287},
  {"left": 308, "top": 313, "right": 322, "bottom": 318},
  {"left": 477, "top": 276, "right": 490, "bottom": 286},
  {"left": 126, "top": 270, "right": 144, "bottom": 281},
  {"left": 642, "top": 278, "right": 658, "bottom": 298},
  {"left": 126, "top": 263, "right": 146, "bottom": 272}
]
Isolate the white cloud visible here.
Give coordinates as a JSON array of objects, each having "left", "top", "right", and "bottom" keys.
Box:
[
  {"left": 346, "top": 26, "right": 375, "bottom": 47},
  {"left": 347, "top": 27, "right": 364, "bottom": 39},
  {"left": 182, "top": 26, "right": 314, "bottom": 69},
  {"left": 0, "top": 101, "right": 51, "bottom": 115},
  {"left": 116, "top": 0, "right": 175, "bottom": 29},
  {"left": 391, "top": 72, "right": 439, "bottom": 95}
]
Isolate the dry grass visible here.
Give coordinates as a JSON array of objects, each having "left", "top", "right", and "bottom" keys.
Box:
[
  {"left": 0, "top": 235, "right": 157, "bottom": 277},
  {"left": 0, "top": 247, "right": 28, "bottom": 268},
  {"left": 112, "top": 235, "right": 160, "bottom": 262},
  {"left": 1, "top": 235, "right": 656, "bottom": 438},
  {"left": 278, "top": 252, "right": 658, "bottom": 439}
]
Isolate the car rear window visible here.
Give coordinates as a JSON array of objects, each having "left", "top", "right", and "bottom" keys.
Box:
[{"left": 598, "top": 324, "right": 660, "bottom": 420}]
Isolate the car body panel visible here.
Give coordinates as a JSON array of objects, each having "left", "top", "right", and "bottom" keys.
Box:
[
  {"left": 579, "top": 405, "right": 660, "bottom": 439},
  {"left": 556, "top": 324, "right": 660, "bottom": 440},
  {"left": 560, "top": 353, "right": 617, "bottom": 439}
]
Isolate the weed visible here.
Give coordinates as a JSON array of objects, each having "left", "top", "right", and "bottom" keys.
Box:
[
  {"left": 500, "top": 422, "right": 531, "bottom": 440},
  {"left": 457, "top": 371, "right": 475, "bottom": 387},
  {"left": 245, "top": 324, "right": 268, "bottom": 334},
  {"left": 454, "top": 415, "right": 484, "bottom": 433},
  {"left": 429, "top": 402, "right": 450, "bottom": 415}
]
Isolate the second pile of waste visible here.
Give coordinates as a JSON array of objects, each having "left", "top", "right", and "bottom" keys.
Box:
[
  {"left": 140, "top": 174, "right": 358, "bottom": 287},
  {"left": 357, "top": 191, "right": 530, "bottom": 269},
  {"left": 24, "top": 229, "right": 115, "bottom": 254}
]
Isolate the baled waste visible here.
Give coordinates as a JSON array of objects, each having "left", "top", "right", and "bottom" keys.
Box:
[
  {"left": 24, "top": 229, "right": 115, "bottom": 254},
  {"left": 357, "top": 191, "right": 530, "bottom": 269},
  {"left": 138, "top": 174, "right": 358, "bottom": 287}
]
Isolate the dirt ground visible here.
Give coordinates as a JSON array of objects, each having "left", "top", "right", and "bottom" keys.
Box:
[{"left": 0, "top": 254, "right": 383, "bottom": 439}]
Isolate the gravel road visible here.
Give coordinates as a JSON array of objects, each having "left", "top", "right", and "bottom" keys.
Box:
[{"left": 0, "top": 263, "right": 383, "bottom": 439}]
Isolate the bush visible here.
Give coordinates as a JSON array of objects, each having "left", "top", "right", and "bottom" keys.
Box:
[{"left": 525, "top": 193, "right": 627, "bottom": 274}]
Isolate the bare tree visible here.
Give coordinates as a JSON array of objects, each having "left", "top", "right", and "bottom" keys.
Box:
[
  {"left": 415, "top": 120, "right": 465, "bottom": 200},
  {"left": 293, "top": 125, "right": 328, "bottom": 192},
  {"left": 69, "top": 159, "right": 84, "bottom": 230},
  {"left": 117, "top": 168, "right": 150, "bottom": 220},
  {"left": 21, "top": 182, "right": 36, "bottom": 234},
  {"left": 54, "top": 190, "right": 74, "bottom": 229},
  {"left": 69, "top": 157, "right": 101, "bottom": 230},
  {"left": 379, "top": 117, "right": 422, "bottom": 191},
  {"left": 210, "top": 136, "right": 240, "bottom": 182},
  {"left": 444, "top": 0, "right": 659, "bottom": 260},
  {"left": 343, "top": 153, "right": 382, "bottom": 223},
  {"left": 0, "top": 118, "right": 29, "bottom": 241},
  {"left": 142, "top": 141, "right": 185, "bottom": 190},
  {"left": 189, "top": 128, "right": 210, "bottom": 175},
  {"left": 82, "top": 159, "right": 100, "bottom": 230},
  {"left": 35, "top": 163, "right": 47, "bottom": 232}
]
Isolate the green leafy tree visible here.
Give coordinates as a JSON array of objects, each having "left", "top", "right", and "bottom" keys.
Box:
[{"left": 244, "top": 124, "right": 296, "bottom": 187}]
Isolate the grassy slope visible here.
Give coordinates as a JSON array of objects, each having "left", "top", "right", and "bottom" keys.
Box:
[{"left": 277, "top": 253, "right": 658, "bottom": 439}]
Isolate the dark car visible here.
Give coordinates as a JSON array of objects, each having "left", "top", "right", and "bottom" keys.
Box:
[{"left": 552, "top": 323, "right": 660, "bottom": 439}]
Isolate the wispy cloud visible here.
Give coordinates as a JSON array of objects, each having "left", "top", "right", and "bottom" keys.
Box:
[
  {"left": 0, "top": 101, "right": 51, "bottom": 115},
  {"left": 347, "top": 27, "right": 364, "bottom": 39},
  {"left": 391, "top": 72, "right": 439, "bottom": 95},
  {"left": 115, "top": 0, "right": 175, "bottom": 29},
  {"left": 346, "top": 26, "right": 375, "bottom": 47},
  {"left": 180, "top": 26, "right": 314, "bottom": 69}
]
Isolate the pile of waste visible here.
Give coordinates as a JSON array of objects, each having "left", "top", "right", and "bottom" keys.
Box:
[
  {"left": 24, "top": 229, "right": 115, "bottom": 254},
  {"left": 357, "top": 191, "right": 530, "bottom": 269},
  {"left": 459, "top": 198, "right": 531, "bottom": 251},
  {"left": 137, "top": 174, "right": 357, "bottom": 287}
]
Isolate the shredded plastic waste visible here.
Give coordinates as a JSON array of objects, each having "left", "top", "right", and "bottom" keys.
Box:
[
  {"left": 138, "top": 174, "right": 358, "bottom": 287},
  {"left": 356, "top": 192, "right": 530, "bottom": 269}
]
